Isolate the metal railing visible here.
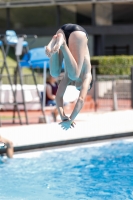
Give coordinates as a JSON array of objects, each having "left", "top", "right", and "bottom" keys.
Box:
[{"left": 92, "top": 66, "right": 133, "bottom": 112}]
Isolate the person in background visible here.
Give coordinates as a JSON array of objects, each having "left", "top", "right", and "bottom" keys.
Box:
[
  {"left": 45, "top": 73, "right": 59, "bottom": 122},
  {"left": 0, "top": 135, "right": 14, "bottom": 158},
  {"left": 46, "top": 73, "right": 58, "bottom": 106}
]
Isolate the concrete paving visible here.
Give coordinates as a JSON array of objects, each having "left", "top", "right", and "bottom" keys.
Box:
[{"left": 0, "top": 109, "right": 133, "bottom": 153}]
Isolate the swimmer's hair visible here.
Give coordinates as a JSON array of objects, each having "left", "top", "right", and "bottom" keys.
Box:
[
  {"left": 46, "top": 72, "right": 57, "bottom": 82},
  {"left": 46, "top": 72, "right": 52, "bottom": 82}
]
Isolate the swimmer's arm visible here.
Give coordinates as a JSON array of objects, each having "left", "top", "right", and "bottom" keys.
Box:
[
  {"left": 69, "top": 75, "right": 92, "bottom": 123},
  {"left": 56, "top": 73, "right": 71, "bottom": 121}
]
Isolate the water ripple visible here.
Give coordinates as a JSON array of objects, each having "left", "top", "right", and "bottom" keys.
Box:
[{"left": 0, "top": 140, "right": 133, "bottom": 200}]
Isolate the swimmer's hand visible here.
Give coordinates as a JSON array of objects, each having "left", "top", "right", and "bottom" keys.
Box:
[{"left": 59, "top": 118, "right": 76, "bottom": 130}]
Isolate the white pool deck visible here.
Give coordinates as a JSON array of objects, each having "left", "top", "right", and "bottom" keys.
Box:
[{"left": 0, "top": 109, "right": 133, "bottom": 152}]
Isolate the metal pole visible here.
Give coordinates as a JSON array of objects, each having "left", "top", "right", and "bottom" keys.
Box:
[
  {"left": 38, "top": 62, "right": 47, "bottom": 124},
  {"left": 31, "top": 67, "right": 46, "bottom": 123},
  {"left": 12, "top": 68, "right": 18, "bottom": 124},
  {"left": 1, "top": 43, "right": 22, "bottom": 125},
  {"left": 92, "top": 65, "right": 97, "bottom": 111},
  {"left": 131, "top": 67, "right": 133, "bottom": 108},
  {"left": 43, "top": 63, "right": 46, "bottom": 108},
  {"left": 15, "top": 37, "right": 29, "bottom": 124},
  {"left": 112, "top": 79, "right": 118, "bottom": 111},
  {"left": 16, "top": 55, "right": 29, "bottom": 124}
]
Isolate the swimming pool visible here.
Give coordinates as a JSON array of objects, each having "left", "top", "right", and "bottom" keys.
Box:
[{"left": 0, "top": 139, "right": 133, "bottom": 200}]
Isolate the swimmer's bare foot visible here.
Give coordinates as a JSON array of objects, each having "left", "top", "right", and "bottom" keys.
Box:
[
  {"left": 52, "top": 33, "right": 65, "bottom": 54},
  {"left": 45, "top": 35, "right": 57, "bottom": 57}
]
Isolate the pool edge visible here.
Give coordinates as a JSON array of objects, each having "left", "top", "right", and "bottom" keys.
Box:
[{"left": 0, "top": 131, "right": 133, "bottom": 154}]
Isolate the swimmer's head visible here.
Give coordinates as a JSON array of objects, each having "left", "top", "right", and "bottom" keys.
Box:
[
  {"left": 76, "top": 79, "right": 93, "bottom": 92},
  {"left": 46, "top": 73, "right": 57, "bottom": 83}
]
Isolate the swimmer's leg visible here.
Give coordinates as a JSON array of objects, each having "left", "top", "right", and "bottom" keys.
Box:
[
  {"left": 53, "top": 31, "right": 89, "bottom": 81},
  {"left": 51, "top": 32, "right": 65, "bottom": 53},
  {"left": 45, "top": 33, "right": 63, "bottom": 77},
  {"left": 49, "top": 49, "right": 63, "bottom": 77},
  {"left": 45, "top": 35, "right": 57, "bottom": 57}
]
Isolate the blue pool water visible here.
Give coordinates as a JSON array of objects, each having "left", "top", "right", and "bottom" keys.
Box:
[{"left": 0, "top": 139, "right": 133, "bottom": 200}]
